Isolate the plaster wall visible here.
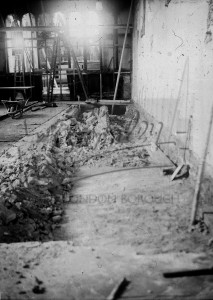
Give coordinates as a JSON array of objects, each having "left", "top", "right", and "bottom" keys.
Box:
[{"left": 132, "top": 0, "right": 213, "bottom": 170}]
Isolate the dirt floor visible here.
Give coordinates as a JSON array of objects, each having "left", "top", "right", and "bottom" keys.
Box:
[
  {"left": 0, "top": 102, "right": 213, "bottom": 299},
  {"left": 54, "top": 163, "right": 210, "bottom": 255}
]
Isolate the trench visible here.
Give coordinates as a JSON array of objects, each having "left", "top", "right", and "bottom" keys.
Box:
[
  {"left": 0, "top": 103, "right": 210, "bottom": 255},
  {"left": 0, "top": 103, "right": 145, "bottom": 243}
]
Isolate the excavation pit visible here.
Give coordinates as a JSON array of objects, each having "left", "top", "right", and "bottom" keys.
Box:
[
  {"left": 0, "top": 104, "right": 212, "bottom": 300},
  {"left": 0, "top": 103, "right": 150, "bottom": 244},
  {"left": 0, "top": 103, "right": 210, "bottom": 258}
]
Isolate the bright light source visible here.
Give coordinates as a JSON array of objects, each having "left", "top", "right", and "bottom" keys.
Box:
[
  {"left": 68, "top": 11, "right": 100, "bottom": 38},
  {"left": 53, "top": 12, "right": 65, "bottom": 26},
  {"left": 68, "top": 12, "right": 83, "bottom": 37},
  {"left": 96, "top": 0, "right": 103, "bottom": 11},
  {"left": 87, "top": 11, "right": 99, "bottom": 26},
  {"left": 86, "top": 11, "right": 99, "bottom": 36},
  {"left": 13, "top": 33, "right": 24, "bottom": 49}
]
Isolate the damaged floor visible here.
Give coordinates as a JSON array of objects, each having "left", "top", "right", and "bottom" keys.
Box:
[{"left": 0, "top": 102, "right": 213, "bottom": 299}]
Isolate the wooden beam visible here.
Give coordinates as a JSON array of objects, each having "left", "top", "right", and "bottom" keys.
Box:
[
  {"left": 99, "top": 37, "right": 103, "bottom": 100},
  {"left": 113, "top": 0, "right": 133, "bottom": 107},
  {"left": 99, "top": 25, "right": 133, "bottom": 29},
  {"left": 0, "top": 24, "right": 133, "bottom": 32}
]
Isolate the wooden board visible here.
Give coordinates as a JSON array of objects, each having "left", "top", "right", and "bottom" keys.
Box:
[{"left": 0, "top": 86, "right": 34, "bottom": 90}]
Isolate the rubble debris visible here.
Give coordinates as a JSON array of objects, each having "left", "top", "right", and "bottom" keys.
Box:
[
  {"left": 32, "top": 285, "right": 46, "bottom": 294},
  {"left": 190, "top": 218, "right": 209, "bottom": 235},
  {"left": 52, "top": 216, "right": 62, "bottom": 223},
  {"left": 32, "top": 276, "right": 46, "bottom": 294},
  {"left": 0, "top": 104, "right": 150, "bottom": 242},
  {"left": 0, "top": 204, "right": 16, "bottom": 225}
]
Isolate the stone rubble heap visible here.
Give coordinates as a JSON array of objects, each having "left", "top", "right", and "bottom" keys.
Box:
[{"left": 0, "top": 104, "right": 149, "bottom": 242}]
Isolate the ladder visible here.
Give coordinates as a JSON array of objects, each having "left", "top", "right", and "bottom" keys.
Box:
[
  {"left": 47, "top": 34, "right": 89, "bottom": 102},
  {"left": 12, "top": 15, "right": 25, "bottom": 90},
  {"left": 12, "top": 15, "right": 27, "bottom": 100},
  {"left": 69, "top": 43, "right": 89, "bottom": 101},
  {"left": 61, "top": 34, "right": 89, "bottom": 100},
  {"left": 47, "top": 35, "right": 60, "bottom": 103},
  {"left": 14, "top": 50, "right": 25, "bottom": 87},
  {"left": 13, "top": 48, "right": 26, "bottom": 101}
]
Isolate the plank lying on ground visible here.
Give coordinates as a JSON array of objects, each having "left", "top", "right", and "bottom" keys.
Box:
[
  {"left": 56, "top": 100, "right": 131, "bottom": 105},
  {"left": 106, "top": 277, "right": 130, "bottom": 300},
  {"left": 99, "top": 100, "right": 131, "bottom": 103},
  {"left": 163, "top": 267, "right": 213, "bottom": 278},
  {"left": 66, "top": 100, "right": 131, "bottom": 103}
]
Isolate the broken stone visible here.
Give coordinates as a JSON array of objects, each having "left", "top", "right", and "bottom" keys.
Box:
[
  {"left": 1, "top": 185, "right": 9, "bottom": 194},
  {"left": 64, "top": 193, "right": 70, "bottom": 202},
  {"left": 15, "top": 202, "right": 22, "bottom": 210},
  {"left": 9, "top": 194, "right": 17, "bottom": 204},
  {"left": 53, "top": 209, "right": 63, "bottom": 216},
  {"left": 26, "top": 224, "right": 36, "bottom": 237},
  {"left": 150, "top": 142, "right": 158, "bottom": 152},
  {"left": 41, "top": 208, "right": 52, "bottom": 215},
  {"left": 35, "top": 179, "right": 49, "bottom": 186},
  {"left": 28, "top": 176, "right": 35, "bottom": 185},
  {"left": 0, "top": 205, "right": 17, "bottom": 225},
  {"left": 23, "top": 182, "right": 28, "bottom": 188},
  {"left": 52, "top": 215, "right": 62, "bottom": 223},
  {"left": 62, "top": 177, "right": 72, "bottom": 185},
  {"left": 3, "top": 231, "right": 11, "bottom": 236},
  {"left": 32, "top": 286, "right": 46, "bottom": 294}
]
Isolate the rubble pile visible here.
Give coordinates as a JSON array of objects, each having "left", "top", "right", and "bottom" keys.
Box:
[
  {"left": 0, "top": 106, "right": 80, "bottom": 242},
  {"left": 0, "top": 104, "right": 150, "bottom": 242},
  {"left": 62, "top": 104, "right": 149, "bottom": 168},
  {"left": 66, "top": 105, "right": 113, "bottom": 152}
]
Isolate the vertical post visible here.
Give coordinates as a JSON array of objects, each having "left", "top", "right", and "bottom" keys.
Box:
[
  {"left": 69, "top": 42, "right": 88, "bottom": 100},
  {"left": 40, "top": 0, "right": 48, "bottom": 91},
  {"left": 35, "top": 16, "right": 41, "bottom": 70},
  {"left": 0, "top": 14, "right": 8, "bottom": 74},
  {"left": 67, "top": 45, "right": 72, "bottom": 100},
  {"left": 113, "top": 13, "right": 118, "bottom": 89},
  {"left": 99, "top": 37, "right": 103, "bottom": 100},
  {"left": 28, "top": 12, "right": 33, "bottom": 101},
  {"left": 113, "top": 13, "right": 119, "bottom": 71},
  {"left": 83, "top": 40, "right": 87, "bottom": 72},
  {"left": 59, "top": 38, "right": 62, "bottom": 101},
  {"left": 73, "top": 62, "right": 76, "bottom": 100},
  {"left": 112, "top": 0, "right": 133, "bottom": 113},
  {"left": 190, "top": 104, "right": 213, "bottom": 226},
  {"left": 29, "top": 13, "right": 35, "bottom": 72},
  {"left": 83, "top": 40, "right": 88, "bottom": 100}
]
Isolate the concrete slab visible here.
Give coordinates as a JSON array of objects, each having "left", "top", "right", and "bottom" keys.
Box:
[{"left": 0, "top": 103, "right": 70, "bottom": 157}]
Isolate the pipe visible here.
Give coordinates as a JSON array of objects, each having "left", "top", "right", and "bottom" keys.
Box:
[{"left": 71, "top": 164, "right": 174, "bottom": 183}]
